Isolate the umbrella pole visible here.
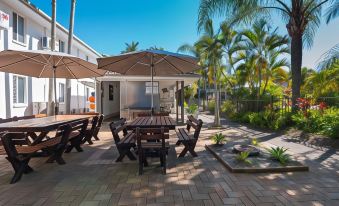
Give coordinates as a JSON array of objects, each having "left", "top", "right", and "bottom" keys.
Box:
[
  {"left": 151, "top": 55, "right": 154, "bottom": 116},
  {"left": 53, "top": 66, "right": 57, "bottom": 116}
]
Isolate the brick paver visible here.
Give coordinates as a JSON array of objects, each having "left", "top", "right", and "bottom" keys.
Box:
[{"left": 0, "top": 116, "right": 338, "bottom": 206}]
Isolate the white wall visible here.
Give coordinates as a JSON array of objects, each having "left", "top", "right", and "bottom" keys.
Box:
[
  {"left": 0, "top": 0, "right": 101, "bottom": 118},
  {"left": 101, "top": 81, "right": 120, "bottom": 118}
]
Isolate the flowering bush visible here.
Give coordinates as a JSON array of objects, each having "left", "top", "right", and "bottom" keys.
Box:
[{"left": 296, "top": 98, "right": 311, "bottom": 117}]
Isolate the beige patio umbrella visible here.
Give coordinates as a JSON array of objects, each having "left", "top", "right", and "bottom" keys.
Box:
[
  {"left": 0, "top": 49, "right": 106, "bottom": 114},
  {"left": 97, "top": 50, "right": 200, "bottom": 114}
]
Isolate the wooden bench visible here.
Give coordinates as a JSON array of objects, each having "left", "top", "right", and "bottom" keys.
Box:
[
  {"left": 82, "top": 115, "right": 99, "bottom": 145},
  {"left": 92, "top": 114, "right": 104, "bottom": 141},
  {"left": 64, "top": 119, "right": 89, "bottom": 153},
  {"left": 136, "top": 127, "right": 169, "bottom": 175},
  {"left": 110, "top": 118, "right": 137, "bottom": 162},
  {"left": 176, "top": 115, "right": 203, "bottom": 157},
  {"left": 0, "top": 124, "right": 72, "bottom": 184}
]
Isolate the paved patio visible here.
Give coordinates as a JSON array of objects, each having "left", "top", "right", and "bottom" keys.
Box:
[{"left": 0, "top": 115, "right": 338, "bottom": 206}]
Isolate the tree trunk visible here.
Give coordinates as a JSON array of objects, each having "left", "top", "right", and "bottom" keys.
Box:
[
  {"left": 203, "top": 75, "right": 206, "bottom": 111},
  {"left": 214, "top": 65, "right": 220, "bottom": 126},
  {"left": 65, "top": 0, "right": 76, "bottom": 114},
  {"left": 47, "top": 0, "right": 57, "bottom": 116},
  {"left": 290, "top": 34, "right": 303, "bottom": 111}
]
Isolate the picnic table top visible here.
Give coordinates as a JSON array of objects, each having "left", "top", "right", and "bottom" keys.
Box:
[
  {"left": 0, "top": 115, "right": 94, "bottom": 133},
  {"left": 126, "top": 116, "right": 177, "bottom": 130}
]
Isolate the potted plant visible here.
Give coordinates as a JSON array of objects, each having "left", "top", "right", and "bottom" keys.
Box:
[
  {"left": 211, "top": 133, "right": 226, "bottom": 146},
  {"left": 186, "top": 103, "right": 199, "bottom": 118}
]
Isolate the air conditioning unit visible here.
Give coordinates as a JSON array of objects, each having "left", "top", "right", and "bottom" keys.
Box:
[{"left": 40, "top": 36, "right": 50, "bottom": 50}]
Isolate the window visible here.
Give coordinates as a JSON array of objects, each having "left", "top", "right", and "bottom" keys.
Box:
[
  {"left": 59, "top": 40, "right": 65, "bottom": 53},
  {"left": 58, "top": 83, "right": 65, "bottom": 102},
  {"left": 13, "top": 75, "right": 26, "bottom": 104},
  {"left": 13, "top": 12, "right": 25, "bottom": 43},
  {"left": 145, "top": 82, "right": 159, "bottom": 94},
  {"left": 86, "top": 55, "right": 89, "bottom": 61}
]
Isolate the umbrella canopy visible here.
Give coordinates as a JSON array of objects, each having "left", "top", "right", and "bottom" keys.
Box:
[
  {"left": 97, "top": 50, "right": 200, "bottom": 75},
  {"left": 0, "top": 49, "right": 106, "bottom": 78},
  {"left": 97, "top": 50, "right": 200, "bottom": 114},
  {"left": 0, "top": 49, "right": 106, "bottom": 115}
]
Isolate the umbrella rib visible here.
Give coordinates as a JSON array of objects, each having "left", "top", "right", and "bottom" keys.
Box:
[
  {"left": 154, "top": 55, "right": 168, "bottom": 65},
  {"left": 171, "top": 55, "right": 200, "bottom": 68},
  {"left": 61, "top": 59, "right": 78, "bottom": 79},
  {"left": 18, "top": 54, "right": 50, "bottom": 66},
  {"left": 162, "top": 57, "right": 185, "bottom": 74},
  {"left": 54, "top": 56, "right": 64, "bottom": 67},
  {"left": 65, "top": 57, "right": 103, "bottom": 76},
  {"left": 124, "top": 53, "right": 148, "bottom": 75},
  {"left": 38, "top": 64, "right": 48, "bottom": 78},
  {"left": 98, "top": 52, "right": 144, "bottom": 69},
  {"left": 40, "top": 54, "right": 53, "bottom": 66},
  {"left": 0, "top": 54, "right": 44, "bottom": 70}
]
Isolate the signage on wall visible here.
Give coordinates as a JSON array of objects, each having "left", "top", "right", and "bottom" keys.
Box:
[{"left": 0, "top": 10, "right": 9, "bottom": 30}]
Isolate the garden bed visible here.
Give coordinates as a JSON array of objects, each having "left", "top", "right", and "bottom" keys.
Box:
[{"left": 206, "top": 143, "right": 309, "bottom": 173}]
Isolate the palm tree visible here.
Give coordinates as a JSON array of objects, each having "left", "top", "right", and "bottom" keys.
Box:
[
  {"left": 240, "top": 19, "right": 289, "bottom": 100},
  {"left": 195, "top": 19, "right": 224, "bottom": 126},
  {"left": 177, "top": 43, "right": 209, "bottom": 110},
  {"left": 65, "top": 0, "right": 77, "bottom": 114},
  {"left": 198, "top": 0, "right": 339, "bottom": 111},
  {"left": 121, "top": 41, "right": 139, "bottom": 54},
  {"left": 148, "top": 46, "right": 165, "bottom": 50},
  {"left": 317, "top": 43, "right": 339, "bottom": 70},
  {"left": 47, "top": 0, "right": 57, "bottom": 116}
]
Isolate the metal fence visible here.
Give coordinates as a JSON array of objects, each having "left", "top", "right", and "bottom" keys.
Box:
[{"left": 231, "top": 96, "right": 339, "bottom": 114}]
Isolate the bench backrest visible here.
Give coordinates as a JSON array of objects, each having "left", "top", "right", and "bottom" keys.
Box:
[
  {"left": 69, "top": 119, "right": 89, "bottom": 135},
  {"left": 186, "top": 115, "right": 203, "bottom": 139},
  {"left": 109, "top": 118, "right": 128, "bottom": 144},
  {"left": 136, "top": 127, "right": 168, "bottom": 150}
]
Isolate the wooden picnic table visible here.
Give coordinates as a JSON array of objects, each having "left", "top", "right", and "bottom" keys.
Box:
[
  {"left": 126, "top": 116, "right": 177, "bottom": 130},
  {"left": 0, "top": 115, "right": 94, "bottom": 145}
]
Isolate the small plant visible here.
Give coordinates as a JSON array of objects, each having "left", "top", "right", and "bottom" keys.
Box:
[
  {"left": 267, "top": 147, "right": 290, "bottom": 165},
  {"left": 251, "top": 138, "right": 259, "bottom": 146},
  {"left": 211, "top": 133, "right": 226, "bottom": 145},
  {"left": 187, "top": 103, "right": 198, "bottom": 114},
  {"left": 236, "top": 151, "right": 251, "bottom": 164}
]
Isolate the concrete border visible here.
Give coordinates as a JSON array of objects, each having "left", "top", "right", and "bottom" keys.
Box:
[{"left": 205, "top": 145, "right": 309, "bottom": 173}]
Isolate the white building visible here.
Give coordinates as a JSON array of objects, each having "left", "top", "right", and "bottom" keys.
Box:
[{"left": 0, "top": 0, "right": 102, "bottom": 119}]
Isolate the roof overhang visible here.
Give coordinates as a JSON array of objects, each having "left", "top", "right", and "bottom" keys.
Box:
[{"left": 96, "top": 74, "right": 201, "bottom": 82}]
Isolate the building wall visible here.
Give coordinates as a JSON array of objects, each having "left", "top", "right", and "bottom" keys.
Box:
[{"left": 0, "top": 0, "right": 100, "bottom": 118}]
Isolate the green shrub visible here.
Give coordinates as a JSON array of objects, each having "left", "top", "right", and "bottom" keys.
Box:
[
  {"left": 187, "top": 103, "right": 198, "bottom": 114},
  {"left": 236, "top": 151, "right": 251, "bottom": 164},
  {"left": 221, "top": 100, "right": 236, "bottom": 116},
  {"left": 211, "top": 133, "right": 226, "bottom": 145},
  {"left": 292, "top": 107, "right": 339, "bottom": 139},
  {"left": 207, "top": 100, "right": 215, "bottom": 113},
  {"left": 267, "top": 147, "right": 289, "bottom": 165}
]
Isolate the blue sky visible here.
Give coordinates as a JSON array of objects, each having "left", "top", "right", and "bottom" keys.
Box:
[{"left": 30, "top": 0, "right": 338, "bottom": 68}]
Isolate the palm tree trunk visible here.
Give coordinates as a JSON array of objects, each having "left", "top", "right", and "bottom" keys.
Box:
[
  {"left": 65, "top": 0, "right": 76, "bottom": 114},
  {"left": 291, "top": 34, "right": 302, "bottom": 111},
  {"left": 203, "top": 75, "right": 206, "bottom": 111},
  {"left": 214, "top": 65, "right": 220, "bottom": 126},
  {"left": 47, "top": 0, "right": 56, "bottom": 116}
]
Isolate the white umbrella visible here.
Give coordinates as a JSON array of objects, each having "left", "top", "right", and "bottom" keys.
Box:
[
  {"left": 0, "top": 49, "right": 106, "bottom": 114},
  {"left": 97, "top": 50, "right": 200, "bottom": 114}
]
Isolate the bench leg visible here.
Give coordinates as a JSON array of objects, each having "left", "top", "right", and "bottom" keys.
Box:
[
  {"left": 179, "top": 142, "right": 198, "bottom": 157},
  {"left": 93, "top": 128, "right": 100, "bottom": 140},
  {"left": 10, "top": 158, "right": 30, "bottom": 184}
]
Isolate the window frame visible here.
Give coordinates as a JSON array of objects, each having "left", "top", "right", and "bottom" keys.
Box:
[
  {"left": 12, "top": 75, "right": 28, "bottom": 107},
  {"left": 58, "top": 82, "right": 65, "bottom": 103},
  {"left": 12, "top": 12, "right": 26, "bottom": 45},
  {"left": 145, "top": 81, "right": 159, "bottom": 95},
  {"left": 59, "top": 40, "right": 65, "bottom": 53}
]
